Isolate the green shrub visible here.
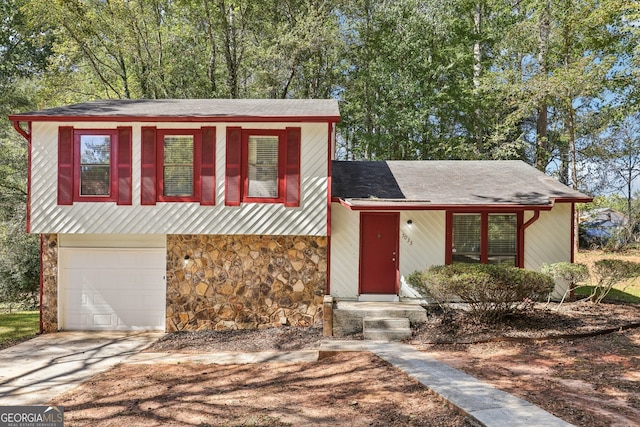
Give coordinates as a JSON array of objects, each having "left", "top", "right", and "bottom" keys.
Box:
[
  {"left": 590, "top": 259, "right": 640, "bottom": 303},
  {"left": 541, "top": 262, "right": 589, "bottom": 304},
  {"left": 408, "top": 264, "right": 555, "bottom": 322}
]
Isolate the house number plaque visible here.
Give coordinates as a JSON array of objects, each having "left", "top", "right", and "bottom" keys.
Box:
[{"left": 402, "top": 232, "right": 413, "bottom": 246}]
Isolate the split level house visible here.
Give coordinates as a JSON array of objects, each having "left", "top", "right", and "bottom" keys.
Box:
[{"left": 9, "top": 99, "right": 592, "bottom": 333}]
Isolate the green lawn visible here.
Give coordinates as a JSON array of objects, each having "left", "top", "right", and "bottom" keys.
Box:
[
  {"left": 574, "top": 279, "right": 640, "bottom": 303},
  {"left": 574, "top": 250, "right": 640, "bottom": 304},
  {"left": 0, "top": 310, "right": 39, "bottom": 349}
]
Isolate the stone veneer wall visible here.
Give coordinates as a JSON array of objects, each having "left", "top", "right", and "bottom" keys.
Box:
[
  {"left": 166, "top": 235, "right": 327, "bottom": 331},
  {"left": 41, "top": 234, "right": 58, "bottom": 332}
]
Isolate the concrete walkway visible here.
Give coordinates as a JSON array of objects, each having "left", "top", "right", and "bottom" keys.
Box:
[
  {"left": 0, "top": 331, "right": 162, "bottom": 406},
  {"left": 320, "top": 340, "right": 573, "bottom": 427}
]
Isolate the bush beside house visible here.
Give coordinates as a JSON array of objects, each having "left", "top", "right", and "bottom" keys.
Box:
[{"left": 408, "top": 264, "right": 555, "bottom": 322}]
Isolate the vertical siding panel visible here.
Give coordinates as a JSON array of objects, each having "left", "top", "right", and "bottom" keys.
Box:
[
  {"left": 140, "top": 127, "right": 157, "bottom": 205},
  {"left": 329, "top": 203, "right": 360, "bottom": 298},
  {"left": 117, "top": 127, "right": 132, "bottom": 205},
  {"left": 524, "top": 203, "right": 572, "bottom": 299},
  {"left": 57, "top": 126, "right": 74, "bottom": 205},
  {"left": 284, "top": 127, "right": 301, "bottom": 207},
  {"left": 225, "top": 127, "right": 242, "bottom": 206},
  {"left": 200, "top": 126, "right": 216, "bottom": 205}
]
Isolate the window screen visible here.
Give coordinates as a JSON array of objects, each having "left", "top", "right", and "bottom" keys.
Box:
[
  {"left": 452, "top": 214, "right": 481, "bottom": 263},
  {"left": 79, "top": 135, "right": 111, "bottom": 196},
  {"left": 488, "top": 214, "right": 517, "bottom": 265},
  {"left": 247, "top": 136, "right": 279, "bottom": 198},
  {"left": 163, "top": 135, "right": 194, "bottom": 197}
]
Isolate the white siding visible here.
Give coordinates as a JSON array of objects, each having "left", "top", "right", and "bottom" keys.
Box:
[
  {"left": 524, "top": 204, "right": 572, "bottom": 270},
  {"left": 329, "top": 205, "right": 446, "bottom": 299},
  {"left": 398, "top": 211, "right": 446, "bottom": 296},
  {"left": 30, "top": 121, "right": 329, "bottom": 236},
  {"left": 524, "top": 203, "right": 573, "bottom": 299},
  {"left": 329, "top": 203, "right": 574, "bottom": 300},
  {"left": 329, "top": 203, "right": 360, "bottom": 298}
]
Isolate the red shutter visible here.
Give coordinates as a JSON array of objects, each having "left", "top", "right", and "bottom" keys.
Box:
[
  {"left": 225, "top": 127, "right": 242, "bottom": 206},
  {"left": 201, "top": 126, "right": 216, "bottom": 205},
  {"left": 284, "top": 127, "right": 301, "bottom": 207},
  {"left": 141, "top": 126, "right": 157, "bottom": 205},
  {"left": 57, "top": 126, "right": 74, "bottom": 205},
  {"left": 117, "top": 127, "right": 132, "bottom": 205}
]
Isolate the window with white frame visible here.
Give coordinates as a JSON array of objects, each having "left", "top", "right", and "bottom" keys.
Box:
[{"left": 79, "top": 134, "right": 112, "bottom": 197}]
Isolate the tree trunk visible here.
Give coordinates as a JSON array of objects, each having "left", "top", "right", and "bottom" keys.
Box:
[
  {"left": 473, "top": 1, "right": 483, "bottom": 153},
  {"left": 219, "top": 0, "right": 240, "bottom": 98},
  {"left": 535, "top": 2, "right": 550, "bottom": 171}
]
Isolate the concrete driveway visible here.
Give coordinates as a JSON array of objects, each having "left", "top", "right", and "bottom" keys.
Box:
[{"left": 0, "top": 331, "right": 163, "bottom": 405}]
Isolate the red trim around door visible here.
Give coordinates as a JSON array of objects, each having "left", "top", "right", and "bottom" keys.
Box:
[{"left": 359, "top": 212, "right": 400, "bottom": 295}]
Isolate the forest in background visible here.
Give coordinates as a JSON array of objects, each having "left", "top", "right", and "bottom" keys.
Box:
[{"left": 1, "top": 0, "right": 640, "bottom": 306}]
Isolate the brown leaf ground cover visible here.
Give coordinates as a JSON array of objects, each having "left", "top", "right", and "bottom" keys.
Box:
[
  {"left": 51, "top": 300, "right": 640, "bottom": 427},
  {"left": 50, "top": 352, "right": 472, "bottom": 426},
  {"left": 409, "top": 299, "right": 640, "bottom": 426}
]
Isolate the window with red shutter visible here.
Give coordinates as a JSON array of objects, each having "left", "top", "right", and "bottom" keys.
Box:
[
  {"left": 58, "top": 127, "right": 124, "bottom": 204},
  {"left": 228, "top": 127, "right": 301, "bottom": 206}
]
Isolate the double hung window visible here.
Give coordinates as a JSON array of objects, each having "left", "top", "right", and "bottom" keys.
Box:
[
  {"left": 450, "top": 213, "right": 519, "bottom": 266},
  {"left": 224, "top": 127, "right": 301, "bottom": 207},
  {"left": 247, "top": 135, "right": 279, "bottom": 198},
  {"left": 158, "top": 131, "right": 198, "bottom": 201},
  {"left": 57, "top": 127, "right": 132, "bottom": 205},
  {"left": 140, "top": 127, "right": 216, "bottom": 205},
  {"left": 78, "top": 131, "right": 115, "bottom": 199}
]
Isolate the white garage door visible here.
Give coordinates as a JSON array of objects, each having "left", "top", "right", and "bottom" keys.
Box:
[{"left": 59, "top": 248, "right": 166, "bottom": 331}]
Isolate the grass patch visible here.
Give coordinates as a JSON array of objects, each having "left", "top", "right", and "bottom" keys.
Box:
[
  {"left": 0, "top": 310, "right": 39, "bottom": 350},
  {"left": 574, "top": 284, "right": 640, "bottom": 304},
  {"left": 574, "top": 249, "right": 640, "bottom": 304}
]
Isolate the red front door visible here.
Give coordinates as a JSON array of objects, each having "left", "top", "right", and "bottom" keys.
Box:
[{"left": 359, "top": 213, "right": 399, "bottom": 294}]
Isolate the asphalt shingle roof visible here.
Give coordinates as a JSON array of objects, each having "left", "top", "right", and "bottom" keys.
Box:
[
  {"left": 9, "top": 99, "right": 340, "bottom": 121},
  {"left": 331, "top": 160, "right": 591, "bottom": 207}
]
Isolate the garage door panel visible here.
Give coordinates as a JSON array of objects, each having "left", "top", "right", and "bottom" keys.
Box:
[
  {"left": 140, "top": 253, "right": 166, "bottom": 269},
  {"left": 60, "top": 248, "right": 166, "bottom": 331},
  {"left": 116, "top": 309, "right": 165, "bottom": 328}
]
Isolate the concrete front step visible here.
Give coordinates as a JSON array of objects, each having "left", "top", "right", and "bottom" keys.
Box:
[
  {"left": 363, "top": 317, "right": 412, "bottom": 341},
  {"left": 363, "top": 317, "right": 410, "bottom": 330},
  {"left": 332, "top": 301, "right": 427, "bottom": 336}
]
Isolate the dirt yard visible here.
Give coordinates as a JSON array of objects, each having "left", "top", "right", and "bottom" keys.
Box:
[
  {"left": 409, "top": 300, "right": 640, "bottom": 426},
  {"left": 50, "top": 352, "right": 472, "bottom": 426},
  {"left": 50, "top": 299, "right": 640, "bottom": 427}
]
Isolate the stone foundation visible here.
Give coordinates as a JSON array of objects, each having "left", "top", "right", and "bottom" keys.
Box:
[
  {"left": 166, "top": 235, "right": 327, "bottom": 331},
  {"left": 41, "top": 234, "right": 58, "bottom": 332}
]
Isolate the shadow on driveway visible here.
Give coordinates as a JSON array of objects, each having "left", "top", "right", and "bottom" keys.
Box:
[{"left": 0, "top": 331, "right": 163, "bottom": 405}]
